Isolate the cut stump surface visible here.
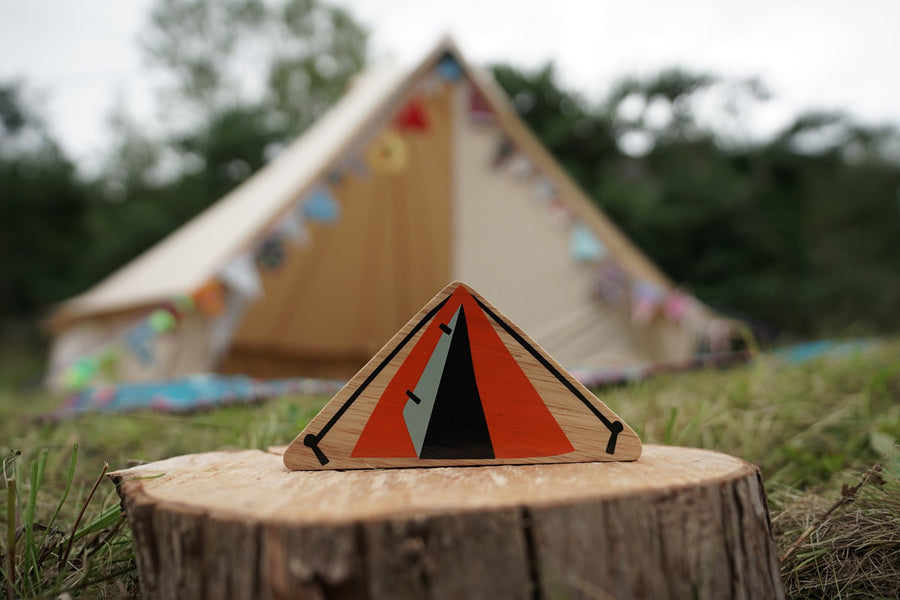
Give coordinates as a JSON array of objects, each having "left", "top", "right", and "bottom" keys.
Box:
[{"left": 111, "top": 445, "right": 784, "bottom": 600}]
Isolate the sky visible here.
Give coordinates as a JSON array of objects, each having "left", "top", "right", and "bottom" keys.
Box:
[{"left": 2, "top": 0, "right": 899, "bottom": 171}]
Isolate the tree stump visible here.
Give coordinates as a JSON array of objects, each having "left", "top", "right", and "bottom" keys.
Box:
[{"left": 110, "top": 445, "right": 784, "bottom": 600}]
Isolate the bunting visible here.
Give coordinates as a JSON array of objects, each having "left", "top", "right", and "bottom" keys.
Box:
[
  {"left": 366, "top": 129, "right": 409, "bottom": 175},
  {"left": 436, "top": 54, "right": 462, "bottom": 82},
  {"left": 592, "top": 261, "right": 628, "bottom": 305},
  {"left": 219, "top": 253, "right": 263, "bottom": 299},
  {"left": 663, "top": 290, "right": 690, "bottom": 322},
  {"left": 570, "top": 223, "right": 607, "bottom": 263},
  {"left": 192, "top": 280, "right": 226, "bottom": 317},
  {"left": 124, "top": 321, "right": 155, "bottom": 365},
  {"left": 631, "top": 280, "right": 665, "bottom": 324},
  {"left": 256, "top": 236, "right": 286, "bottom": 270},
  {"left": 149, "top": 308, "right": 177, "bottom": 333},
  {"left": 302, "top": 186, "right": 341, "bottom": 223},
  {"left": 393, "top": 98, "right": 430, "bottom": 131},
  {"left": 469, "top": 87, "right": 495, "bottom": 123}
]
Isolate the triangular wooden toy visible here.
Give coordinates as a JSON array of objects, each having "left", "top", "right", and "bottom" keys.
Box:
[{"left": 284, "top": 282, "right": 642, "bottom": 470}]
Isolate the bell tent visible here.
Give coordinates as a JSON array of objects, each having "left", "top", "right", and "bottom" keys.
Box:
[{"left": 45, "top": 38, "right": 730, "bottom": 391}]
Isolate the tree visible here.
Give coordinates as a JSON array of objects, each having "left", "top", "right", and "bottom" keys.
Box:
[
  {"left": 0, "top": 82, "right": 91, "bottom": 319},
  {"left": 142, "top": 0, "right": 367, "bottom": 136}
]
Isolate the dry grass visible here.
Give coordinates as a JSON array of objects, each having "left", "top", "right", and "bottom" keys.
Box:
[{"left": 774, "top": 467, "right": 900, "bottom": 599}]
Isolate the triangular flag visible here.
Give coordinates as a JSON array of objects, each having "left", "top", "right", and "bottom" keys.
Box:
[
  {"left": 278, "top": 208, "right": 310, "bottom": 246},
  {"left": 468, "top": 87, "right": 495, "bottom": 123},
  {"left": 219, "top": 253, "right": 263, "bottom": 299},
  {"left": 302, "top": 186, "right": 341, "bottom": 223},
  {"left": 570, "top": 222, "right": 607, "bottom": 262},
  {"left": 393, "top": 98, "right": 430, "bottom": 131},
  {"left": 436, "top": 54, "right": 462, "bottom": 82},
  {"left": 284, "top": 282, "right": 641, "bottom": 470},
  {"left": 123, "top": 321, "right": 155, "bottom": 365},
  {"left": 631, "top": 279, "right": 665, "bottom": 324},
  {"left": 366, "top": 130, "right": 409, "bottom": 175}
]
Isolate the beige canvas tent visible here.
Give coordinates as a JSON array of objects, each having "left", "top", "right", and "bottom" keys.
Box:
[{"left": 45, "top": 38, "right": 729, "bottom": 390}]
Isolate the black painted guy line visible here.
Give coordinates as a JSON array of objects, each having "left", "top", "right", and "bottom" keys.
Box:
[
  {"left": 439, "top": 323, "right": 452, "bottom": 335},
  {"left": 303, "top": 295, "right": 452, "bottom": 465},
  {"left": 473, "top": 296, "right": 623, "bottom": 455},
  {"left": 406, "top": 390, "right": 422, "bottom": 405}
]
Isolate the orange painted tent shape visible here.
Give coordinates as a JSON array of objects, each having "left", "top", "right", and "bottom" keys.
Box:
[{"left": 283, "top": 282, "right": 641, "bottom": 470}]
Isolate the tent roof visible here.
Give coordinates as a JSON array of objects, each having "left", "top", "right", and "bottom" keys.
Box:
[{"left": 48, "top": 37, "right": 682, "bottom": 330}]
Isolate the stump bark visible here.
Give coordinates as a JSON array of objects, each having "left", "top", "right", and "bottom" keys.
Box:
[{"left": 110, "top": 445, "right": 784, "bottom": 600}]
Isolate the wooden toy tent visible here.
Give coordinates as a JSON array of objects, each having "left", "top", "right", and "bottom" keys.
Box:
[{"left": 45, "top": 38, "right": 730, "bottom": 390}]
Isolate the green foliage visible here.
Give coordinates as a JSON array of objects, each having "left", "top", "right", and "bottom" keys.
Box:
[{"left": 0, "top": 83, "right": 91, "bottom": 320}]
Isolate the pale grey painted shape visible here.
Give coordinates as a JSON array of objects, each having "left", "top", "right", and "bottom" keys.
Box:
[{"left": 403, "top": 306, "right": 461, "bottom": 456}]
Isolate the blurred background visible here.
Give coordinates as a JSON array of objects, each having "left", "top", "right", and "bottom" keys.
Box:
[{"left": 2, "top": 0, "right": 900, "bottom": 379}]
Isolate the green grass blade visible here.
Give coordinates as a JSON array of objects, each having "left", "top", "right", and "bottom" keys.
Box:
[
  {"left": 38, "top": 444, "right": 78, "bottom": 554},
  {"left": 72, "top": 504, "right": 122, "bottom": 542},
  {"left": 4, "top": 473, "right": 15, "bottom": 600},
  {"left": 22, "top": 450, "right": 48, "bottom": 594},
  {"left": 58, "top": 462, "right": 108, "bottom": 572}
]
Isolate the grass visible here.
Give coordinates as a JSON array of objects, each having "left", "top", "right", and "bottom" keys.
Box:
[{"left": 0, "top": 338, "right": 898, "bottom": 598}]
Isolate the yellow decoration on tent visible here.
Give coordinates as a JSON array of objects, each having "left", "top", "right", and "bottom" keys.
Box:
[{"left": 366, "top": 129, "right": 408, "bottom": 175}]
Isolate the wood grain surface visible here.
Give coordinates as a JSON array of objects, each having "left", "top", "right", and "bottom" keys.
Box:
[
  {"left": 283, "top": 281, "right": 642, "bottom": 470},
  {"left": 111, "top": 445, "right": 784, "bottom": 600}
]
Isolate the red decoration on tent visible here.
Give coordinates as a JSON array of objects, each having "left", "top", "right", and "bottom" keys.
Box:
[
  {"left": 393, "top": 98, "right": 430, "bottom": 131},
  {"left": 469, "top": 87, "right": 495, "bottom": 123}
]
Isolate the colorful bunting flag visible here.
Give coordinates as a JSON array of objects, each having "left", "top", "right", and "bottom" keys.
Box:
[
  {"left": 366, "top": 130, "right": 409, "bottom": 175},
  {"left": 62, "top": 358, "right": 99, "bottom": 390},
  {"left": 631, "top": 280, "right": 665, "bottom": 324},
  {"left": 469, "top": 87, "right": 495, "bottom": 123},
  {"left": 436, "top": 54, "right": 462, "bottom": 82},
  {"left": 192, "top": 280, "right": 226, "bottom": 317},
  {"left": 149, "top": 308, "right": 177, "bottom": 333},
  {"left": 592, "top": 261, "right": 628, "bottom": 305},
  {"left": 208, "top": 293, "right": 248, "bottom": 360},
  {"left": 256, "top": 236, "right": 286, "bottom": 270},
  {"left": 124, "top": 322, "right": 155, "bottom": 365},
  {"left": 663, "top": 290, "right": 690, "bottom": 323},
  {"left": 172, "top": 294, "right": 195, "bottom": 314},
  {"left": 547, "top": 198, "right": 572, "bottom": 222},
  {"left": 302, "top": 186, "right": 341, "bottom": 224},
  {"left": 219, "top": 253, "right": 263, "bottom": 299},
  {"left": 278, "top": 208, "right": 310, "bottom": 246},
  {"left": 570, "top": 223, "right": 607, "bottom": 263},
  {"left": 393, "top": 98, "right": 430, "bottom": 131}
]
